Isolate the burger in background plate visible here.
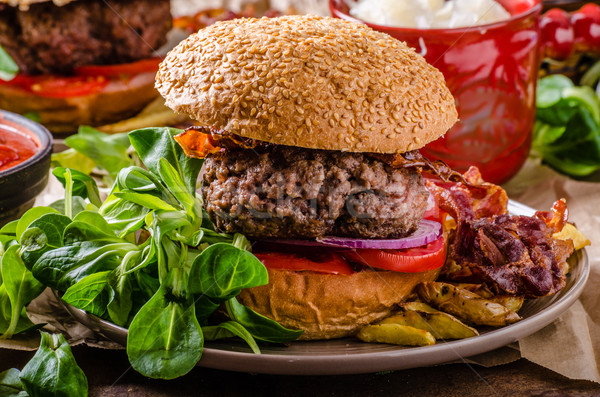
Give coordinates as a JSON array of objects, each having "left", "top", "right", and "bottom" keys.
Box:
[
  {"left": 156, "top": 15, "right": 460, "bottom": 339},
  {"left": 0, "top": 0, "right": 172, "bottom": 133}
]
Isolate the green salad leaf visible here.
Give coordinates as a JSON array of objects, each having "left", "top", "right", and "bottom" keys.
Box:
[
  {"left": 128, "top": 127, "right": 202, "bottom": 193},
  {"left": 52, "top": 126, "right": 133, "bottom": 185},
  {"left": 0, "top": 45, "right": 18, "bottom": 82},
  {"left": 534, "top": 74, "right": 600, "bottom": 176},
  {"left": 188, "top": 243, "right": 268, "bottom": 301},
  {"left": 20, "top": 332, "right": 88, "bottom": 397},
  {"left": 62, "top": 272, "right": 111, "bottom": 318},
  {"left": 0, "top": 246, "right": 45, "bottom": 339},
  {"left": 0, "top": 368, "right": 27, "bottom": 397},
  {"left": 127, "top": 270, "right": 203, "bottom": 380}
]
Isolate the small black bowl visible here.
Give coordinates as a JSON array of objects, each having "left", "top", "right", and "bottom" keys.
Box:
[{"left": 0, "top": 110, "right": 52, "bottom": 227}]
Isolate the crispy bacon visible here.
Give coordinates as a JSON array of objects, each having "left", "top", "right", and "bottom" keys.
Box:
[
  {"left": 449, "top": 214, "right": 573, "bottom": 297},
  {"left": 174, "top": 126, "right": 264, "bottom": 159},
  {"left": 426, "top": 166, "right": 509, "bottom": 222},
  {"left": 534, "top": 198, "right": 569, "bottom": 234},
  {"left": 427, "top": 168, "right": 573, "bottom": 298},
  {"left": 176, "top": 129, "right": 473, "bottom": 191},
  {"left": 370, "top": 150, "right": 469, "bottom": 184}
]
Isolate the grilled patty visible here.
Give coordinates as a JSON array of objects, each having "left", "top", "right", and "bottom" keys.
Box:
[
  {"left": 0, "top": 0, "right": 172, "bottom": 75},
  {"left": 201, "top": 145, "right": 429, "bottom": 239}
]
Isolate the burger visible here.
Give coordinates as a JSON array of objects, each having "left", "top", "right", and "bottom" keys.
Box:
[
  {"left": 0, "top": 0, "right": 172, "bottom": 133},
  {"left": 155, "top": 15, "right": 459, "bottom": 340}
]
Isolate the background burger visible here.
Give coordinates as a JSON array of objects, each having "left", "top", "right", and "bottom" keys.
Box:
[
  {"left": 156, "top": 15, "right": 459, "bottom": 340},
  {"left": 0, "top": 0, "right": 172, "bottom": 133}
]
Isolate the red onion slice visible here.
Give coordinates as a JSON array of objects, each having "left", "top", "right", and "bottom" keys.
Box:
[
  {"left": 316, "top": 220, "right": 441, "bottom": 249},
  {"left": 259, "top": 220, "right": 442, "bottom": 250}
]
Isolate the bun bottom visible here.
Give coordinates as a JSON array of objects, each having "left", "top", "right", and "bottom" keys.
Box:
[
  {"left": 237, "top": 267, "right": 441, "bottom": 340},
  {"left": 0, "top": 71, "right": 158, "bottom": 134}
]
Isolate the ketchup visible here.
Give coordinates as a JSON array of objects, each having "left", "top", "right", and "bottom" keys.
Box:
[{"left": 0, "top": 124, "right": 39, "bottom": 172}]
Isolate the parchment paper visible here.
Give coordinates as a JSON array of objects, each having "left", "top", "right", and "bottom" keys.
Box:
[{"left": 503, "top": 158, "right": 600, "bottom": 382}]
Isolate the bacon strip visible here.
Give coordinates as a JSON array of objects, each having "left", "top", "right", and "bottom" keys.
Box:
[
  {"left": 534, "top": 198, "right": 569, "bottom": 234},
  {"left": 370, "top": 150, "right": 470, "bottom": 185},
  {"left": 425, "top": 166, "right": 508, "bottom": 222},
  {"left": 176, "top": 128, "right": 472, "bottom": 188},
  {"left": 427, "top": 169, "right": 573, "bottom": 298},
  {"left": 174, "top": 126, "right": 263, "bottom": 159}
]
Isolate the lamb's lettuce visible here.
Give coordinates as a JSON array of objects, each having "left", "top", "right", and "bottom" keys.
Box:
[
  {"left": 0, "top": 127, "right": 302, "bottom": 387},
  {"left": 534, "top": 74, "right": 600, "bottom": 177}
]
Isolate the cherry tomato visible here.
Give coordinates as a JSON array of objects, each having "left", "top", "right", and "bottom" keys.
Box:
[
  {"left": 341, "top": 235, "right": 447, "bottom": 273},
  {"left": 74, "top": 58, "right": 161, "bottom": 78},
  {"left": 541, "top": 8, "right": 575, "bottom": 60},
  {"left": 254, "top": 251, "right": 355, "bottom": 275},
  {"left": 571, "top": 3, "right": 600, "bottom": 54}
]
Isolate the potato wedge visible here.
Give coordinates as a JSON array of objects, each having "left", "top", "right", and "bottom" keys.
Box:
[
  {"left": 416, "top": 282, "right": 521, "bottom": 326},
  {"left": 401, "top": 301, "right": 438, "bottom": 313},
  {"left": 451, "top": 283, "right": 494, "bottom": 298},
  {"left": 553, "top": 222, "right": 590, "bottom": 251},
  {"left": 357, "top": 324, "right": 436, "bottom": 346},
  {"left": 447, "top": 283, "right": 524, "bottom": 312},
  {"left": 488, "top": 295, "right": 524, "bottom": 313},
  {"left": 382, "top": 310, "right": 478, "bottom": 340}
]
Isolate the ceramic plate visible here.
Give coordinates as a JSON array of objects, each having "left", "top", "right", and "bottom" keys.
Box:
[{"left": 61, "top": 200, "right": 590, "bottom": 375}]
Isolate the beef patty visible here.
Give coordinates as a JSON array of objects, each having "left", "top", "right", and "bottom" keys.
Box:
[
  {"left": 201, "top": 145, "right": 429, "bottom": 239},
  {"left": 0, "top": 0, "right": 172, "bottom": 75}
]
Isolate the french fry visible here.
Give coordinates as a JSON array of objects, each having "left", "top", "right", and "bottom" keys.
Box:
[
  {"left": 382, "top": 308, "right": 478, "bottom": 340},
  {"left": 356, "top": 323, "right": 436, "bottom": 346},
  {"left": 416, "top": 282, "right": 521, "bottom": 326},
  {"left": 98, "top": 97, "right": 191, "bottom": 133}
]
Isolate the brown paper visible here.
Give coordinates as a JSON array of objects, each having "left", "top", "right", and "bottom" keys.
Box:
[{"left": 503, "top": 158, "right": 600, "bottom": 382}]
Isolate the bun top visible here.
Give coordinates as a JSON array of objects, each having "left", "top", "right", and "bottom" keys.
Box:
[
  {"left": 156, "top": 15, "right": 458, "bottom": 154},
  {"left": 1, "top": 0, "right": 75, "bottom": 10}
]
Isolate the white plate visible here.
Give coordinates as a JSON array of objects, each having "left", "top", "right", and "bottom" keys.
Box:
[{"left": 60, "top": 200, "right": 590, "bottom": 375}]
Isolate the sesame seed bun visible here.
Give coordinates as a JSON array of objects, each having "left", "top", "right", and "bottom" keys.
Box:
[
  {"left": 0, "top": 0, "right": 75, "bottom": 10},
  {"left": 237, "top": 267, "right": 441, "bottom": 340},
  {"left": 156, "top": 15, "right": 457, "bottom": 154}
]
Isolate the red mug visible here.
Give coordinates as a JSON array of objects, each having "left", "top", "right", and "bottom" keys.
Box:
[{"left": 330, "top": 0, "right": 598, "bottom": 184}]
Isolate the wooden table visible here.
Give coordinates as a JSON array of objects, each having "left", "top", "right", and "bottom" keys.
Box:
[{"left": 2, "top": 346, "right": 599, "bottom": 396}]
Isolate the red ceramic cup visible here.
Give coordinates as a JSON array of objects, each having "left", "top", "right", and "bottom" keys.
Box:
[{"left": 330, "top": 0, "right": 542, "bottom": 184}]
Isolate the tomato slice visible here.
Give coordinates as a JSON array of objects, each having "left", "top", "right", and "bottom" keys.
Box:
[
  {"left": 74, "top": 58, "right": 161, "bottom": 78},
  {"left": 0, "top": 58, "right": 160, "bottom": 98},
  {"left": 253, "top": 252, "right": 355, "bottom": 275},
  {"left": 1, "top": 74, "right": 108, "bottom": 98},
  {"left": 342, "top": 235, "right": 447, "bottom": 273},
  {"left": 31, "top": 76, "right": 108, "bottom": 98}
]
